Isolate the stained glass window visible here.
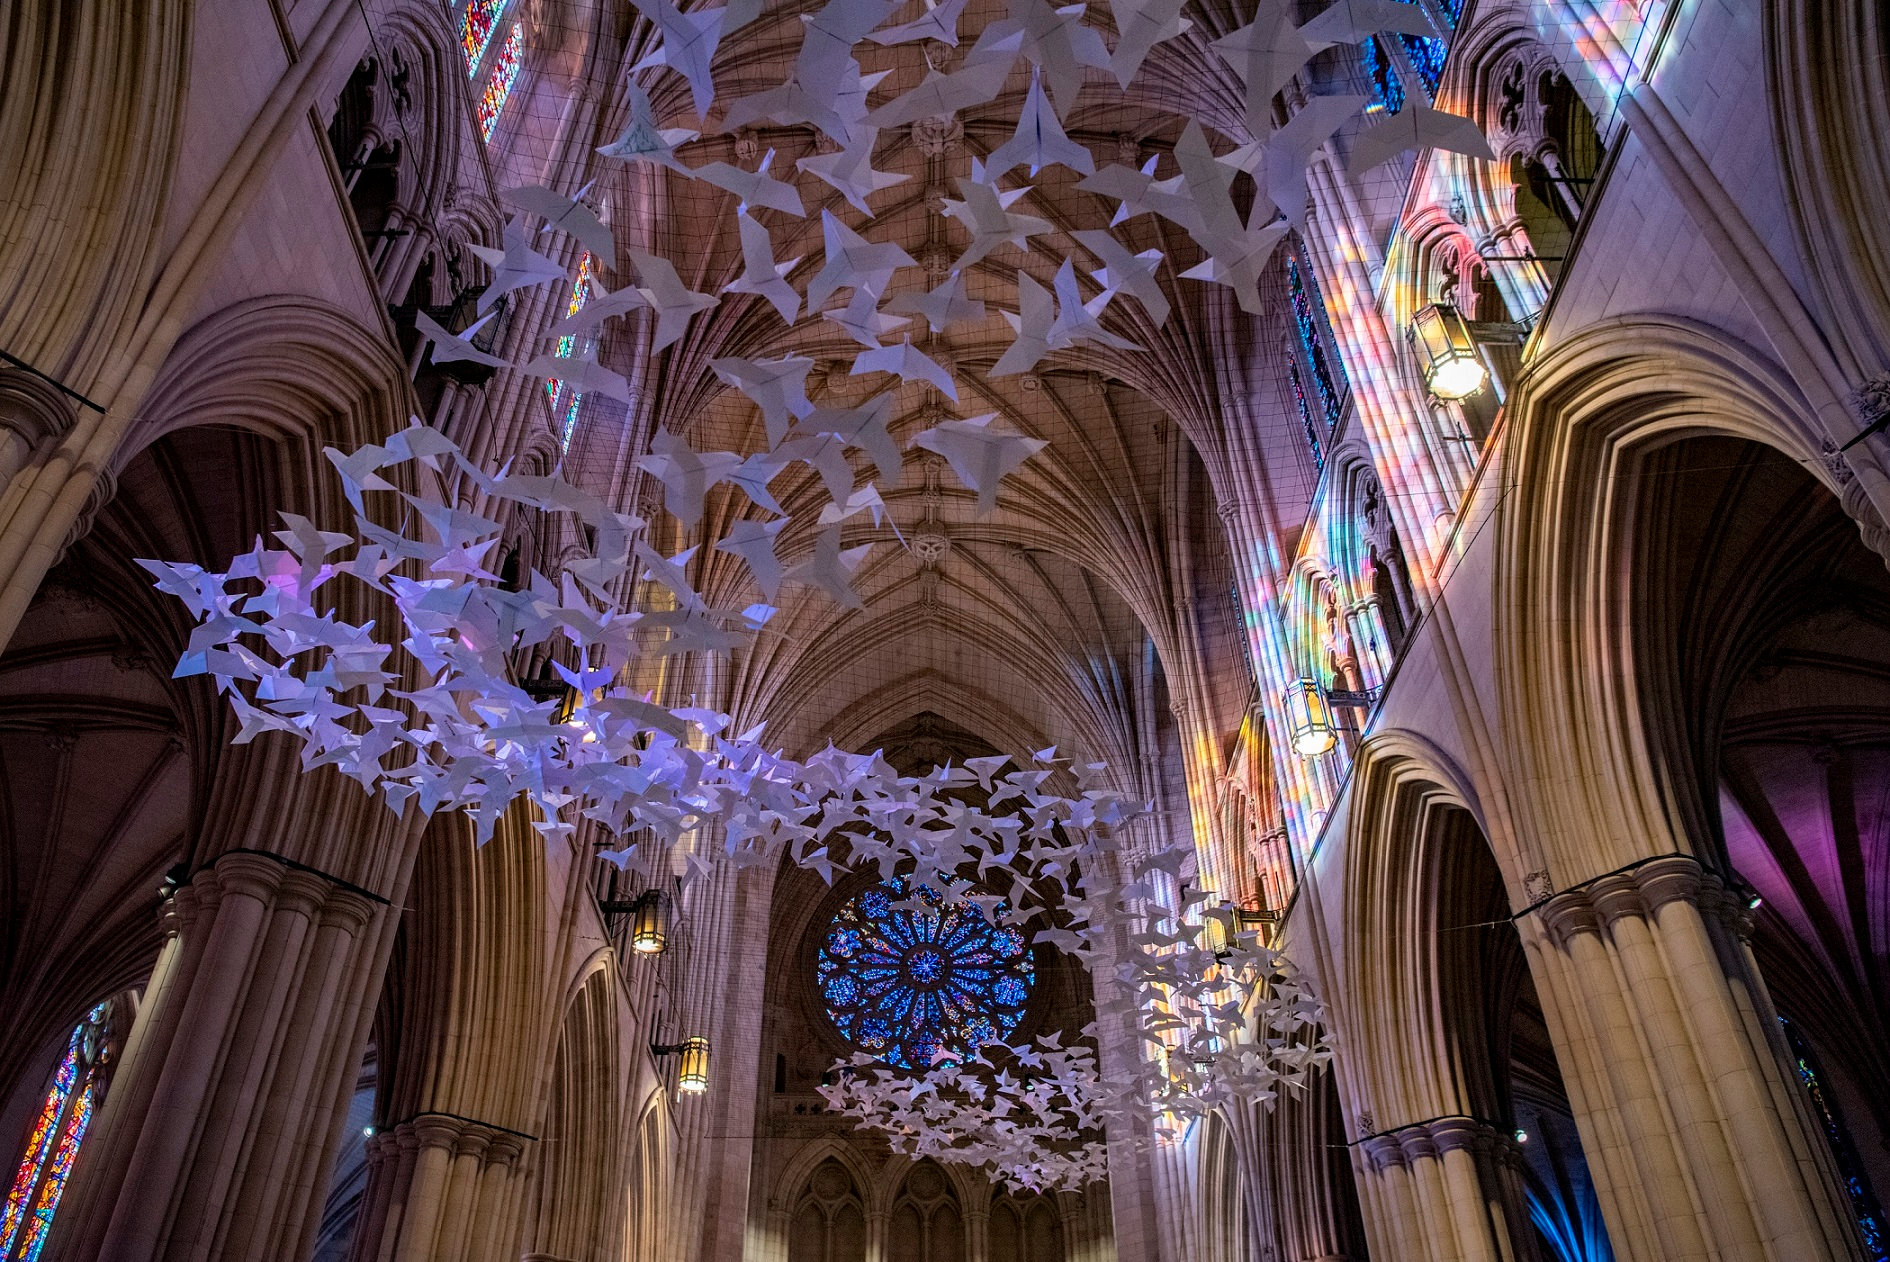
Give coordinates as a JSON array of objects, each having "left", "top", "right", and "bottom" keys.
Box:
[
  {"left": 1288, "top": 363, "right": 1325, "bottom": 473},
  {"left": 2, "top": 1005, "right": 111, "bottom": 1262},
  {"left": 477, "top": 22, "right": 525, "bottom": 141},
  {"left": 460, "top": 0, "right": 507, "bottom": 76},
  {"left": 547, "top": 252, "right": 595, "bottom": 449},
  {"left": 1780, "top": 1016, "right": 1889, "bottom": 1260},
  {"left": 1288, "top": 253, "right": 1346, "bottom": 431},
  {"left": 1397, "top": 33, "right": 1449, "bottom": 96},
  {"left": 1363, "top": 38, "right": 1403, "bottom": 114},
  {"left": 818, "top": 877, "right": 1034, "bottom": 1069}
]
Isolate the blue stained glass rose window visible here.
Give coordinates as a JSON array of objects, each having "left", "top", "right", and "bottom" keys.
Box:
[{"left": 818, "top": 877, "right": 1035, "bottom": 1068}]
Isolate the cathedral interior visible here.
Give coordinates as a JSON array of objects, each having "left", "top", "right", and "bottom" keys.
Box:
[{"left": 1, "top": 0, "right": 1888, "bottom": 1259}]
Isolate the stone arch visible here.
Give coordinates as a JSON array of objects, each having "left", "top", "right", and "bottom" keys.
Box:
[
  {"left": 120, "top": 295, "right": 414, "bottom": 472},
  {"left": 343, "top": 3, "right": 483, "bottom": 301},
  {"left": 886, "top": 1158, "right": 968, "bottom": 1262},
  {"left": 524, "top": 963, "right": 625, "bottom": 1262},
  {"left": 1495, "top": 316, "right": 1837, "bottom": 883},
  {"left": 0, "top": 0, "right": 189, "bottom": 397},
  {"left": 1195, "top": 1111, "right": 1250, "bottom": 1262},
  {"left": 1491, "top": 317, "right": 1871, "bottom": 1259},
  {"left": 772, "top": 1134, "right": 884, "bottom": 1221},
  {"left": 625, "top": 1089, "right": 676, "bottom": 1262},
  {"left": 1336, "top": 732, "right": 1604, "bottom": 1262},
  {"left": 1766, "top": 0, "right": 1890, "bottom": 372}
]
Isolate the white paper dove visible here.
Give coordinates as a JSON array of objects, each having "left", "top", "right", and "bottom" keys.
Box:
[
  {"left": 911, "top": 413, "right": 1047, "bottom": 513},
  {"left": 1348, "top": 104, "right": 1498, "bottom": 174},
  {"left": 711, "top": 354, "right": 817, "bottom": 446},
  {"left": 982, "top": 70, "right": 1095, "bottom": 176},
  {"left": 596, "top": 83, "right": 700, "bottom": 171},
  {"left": 468, "top": 219, "right": 570, "bottom": 313},
  {"left": 869, "top": 0, "right": 972, "bottom": 44},
  {"left": 807, "top": 212, "right": 918, "bottom": 310},
  {"left": 852, "top": 338, "right": 958, "bottom": 399},
  {"left": 629, "top": 249, "right": 721, "bottom": 350},
  {"left": 414, "top": 310, "right": 511, "bottom": 369},
  {"left": 500, "top": 182, "right": 617, "bottom": 258},
  {"left": 884, "top": 272, "right": 987, "bottom": 332},
  {"left": 689, "top": 148, "right": 806, "bottom": 216},
  {"left": 1298, "top": 0, "right": 1443, "bottom": 50},
  {"left": 796, "top": 131, "right": 911, "bottom": 215},
  {"left": 724, "top": 210, "right": 805, "bottom": 323},
  {"left": 1074, "top": 229, "right": 1170, "bottom": 326},
  {"left": 628, "top": 0, "right": 726, "bottom": 118},
  {"left": 783, "top": 524, "right": 874, "bottom": 607},
  {"left": 939, "top": 168, "right": 1054, "bottom": 268}
]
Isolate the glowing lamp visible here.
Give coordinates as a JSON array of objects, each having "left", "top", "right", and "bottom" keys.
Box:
[
  {"left": 677, "top": 1036, "right": 711, "bottom": 1093},
  {"left": 1412, "top": 303, "right": 1487, "bottom": 400},
  {"left": 1283, "top": 679, "right": 1337, "bottom": 758},
  {"left": 630, "top": 890, "right": 671, "bottom": 955},
  {"left": 653, "top": 1035, "right": 711, "bottom": 1093}
]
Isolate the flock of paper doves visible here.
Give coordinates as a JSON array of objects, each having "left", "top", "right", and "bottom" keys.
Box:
[{"left": 141, "top": 0, "right": 1502, "bottom": 1186}]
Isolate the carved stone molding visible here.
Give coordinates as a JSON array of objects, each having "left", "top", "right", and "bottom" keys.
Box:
[
  {"left": 911, "top": 115, "right": 962, "bottom": 157},
  {"left": 0, "top": 367, "right": 78, "bottom": 487},
  {"left": 1537, "top": 854, "right": 1723, "bottom": 949}
]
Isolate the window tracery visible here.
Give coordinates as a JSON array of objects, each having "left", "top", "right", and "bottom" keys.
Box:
[{"left": 818, "top": 877, "right": 1034, "bottom": 1069}]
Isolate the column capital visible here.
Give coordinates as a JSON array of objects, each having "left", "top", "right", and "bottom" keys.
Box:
[
  {"left": 209, "top": 850, "right": 290, "bottom": 903},
  {"left": 452, "top": 1129, "right": 493, "bottom": 1161},
  {"left": 0, "top": 367, "right": 77, "bottom": 447},
  {"left": 484, "top": 1133, "right": 528, "bottom": 1167},
  {"left": 1537, "top": 854, "right": 1710, "bottom": 947},
  {"left": 271, "top": 870, "right": 331, "bottom": 918},
  {"left": 408, "top": 1116, "right": 465, "bottom": 1150},
  {"left": 316, "top": 885, "right": 381, "bottom": 935}
]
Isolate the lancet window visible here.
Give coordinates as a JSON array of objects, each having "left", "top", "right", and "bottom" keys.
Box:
[
  {"left": 547, "top": 251, "right": 595, "bottom": 448},
  {"left": 1, "top": 1004, "right": 114, "bottom": 1262},
  {"left": 477, "top": 21, "right": 525, "bottom": 141}
]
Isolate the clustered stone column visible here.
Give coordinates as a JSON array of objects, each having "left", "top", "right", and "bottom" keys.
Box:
[
  {"left": 48, "top": 850, "right": 396, "bottom": 1261},
  {"left": 1521, "top": 855, "right": 1862, "bottom": 1262},
  {"left": 1352, "top": 1118, "right": 1533, "bottom": 1262},
  {"left": 348, "top": 1115, "right": 532, "bottom": 1262}
]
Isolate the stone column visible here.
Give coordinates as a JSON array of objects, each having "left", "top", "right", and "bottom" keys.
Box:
[
  {"left": 0, "top": 369, "right": 76, "bottom": 493},
  {"left": 1353, "top": 1119, "right": 1534, "bottom": 1262},
  {"left": 964, "top": 1209, "right": 990, "bottom": 1262},
  {"left": 47, "top": 847, "right": 401, "bottom": 1261},
  {"left": 1522, "top": 856, "right": 1862, "bottom": 1262},
  {"left": 343, "top": 1115, "right": 535, "bottom": 1262}
]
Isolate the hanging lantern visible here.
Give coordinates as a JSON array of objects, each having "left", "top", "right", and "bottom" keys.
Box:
[
  {"left": 630, "top": 889, "right": 671, "bottom": 955},
  {"left": 677, "top": 1035, "right": 711, "bottom": 1094},
  {"left": 1283, "top": 679, "right": 1337, "bottom": 758},
  {"left": 1412, "top": 303, "right": 1487, "bottom": 400}
]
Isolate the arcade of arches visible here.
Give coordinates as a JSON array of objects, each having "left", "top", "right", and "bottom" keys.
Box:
[{"left": 1, "top": 0, "right": 1888, "bottom": 1260}]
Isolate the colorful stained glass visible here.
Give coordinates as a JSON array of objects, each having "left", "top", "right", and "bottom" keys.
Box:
[
  {"left": 1398, "top": 32, "right": 1449, "bottom": 96},
  {"left": 1781, "top": 1017, "right": 1889, "bottom": 1260},
  {"left": 1289, "top": 363, "right": 1324, "bottom": 473},
  {"left": 1363, "top": 37, "right": 1403, "bottom": 114},
  {"left": 818, "top": 877, "right": 1034, "bottom": 1068},
  {"left": 477, "top": 22, "right": 525, "bottom": 141},
  {"left": 1288, "top": 254, "right": 1346, "bottom": 430},
  {"left": 2, "top": 1004, "right": 108, "bottom": 1262},
  {"left": 460, "top": 0, "right": 507, "bottom": 76},
  {"left": 546, "top": 252, "right": 594, "bottom": 449}
]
